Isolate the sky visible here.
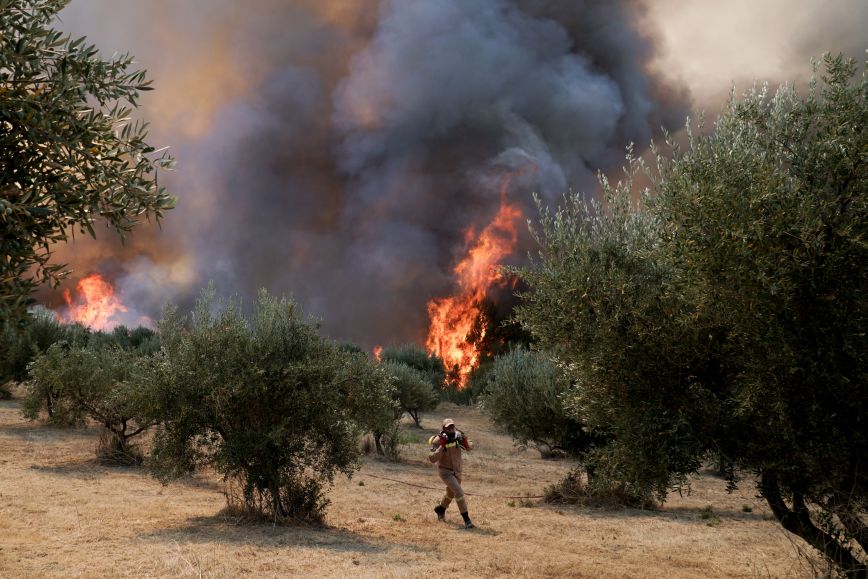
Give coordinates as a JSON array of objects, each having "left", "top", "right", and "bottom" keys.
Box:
[{"left": 42, "top": 0, "right": 867, "bottom": 347}]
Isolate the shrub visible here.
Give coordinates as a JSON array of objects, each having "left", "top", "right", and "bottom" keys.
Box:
[
  {"left": 142, "top": 288, "right": 397, "bottom": 523},
  {"left": 481, "top": 348, "right": 597, "bottom": 459},
  {"left": 380, "top": 344, "right": 445, "bottom": 390},
  {"left": 0, "top": 308, "right": 81, "bottom": 391},
  {"left": 381, "top": 361, "right": 438, "bottom": 427},
  {"left": 25, "top": 342, "right": 153, "bottom": 463},
  {"left": 544, "top": 465, "right": 657, "bottom": 510}
]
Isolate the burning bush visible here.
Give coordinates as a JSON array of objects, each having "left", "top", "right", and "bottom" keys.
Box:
[{"left": 142, "top": 288, "right": 396, "bottom": 523}]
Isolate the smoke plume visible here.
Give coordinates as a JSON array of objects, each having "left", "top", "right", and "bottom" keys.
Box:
[{"left": 41, "top": 0, "right": 865, "bottom": 346}]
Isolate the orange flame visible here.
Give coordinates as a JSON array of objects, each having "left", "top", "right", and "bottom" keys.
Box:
[
  {"left": 62, "top": 273, "right": 128, "bottom": 331},
  {"left": 425, "top": 175, "right": 523, "bottom": 387},
  {"left": 373, "top": 345, "right": 383, "bottom": 361}
]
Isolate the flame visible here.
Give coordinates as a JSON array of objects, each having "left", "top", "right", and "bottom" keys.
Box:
[
  {"left": 425, "top": 175, "right": 523, "bottom": 387},
  {"left": 62, "top": 273, "right": 128, "bottom": 331},
  {"left": 373, "top": 345, "right": 383, "bottom": 361}
]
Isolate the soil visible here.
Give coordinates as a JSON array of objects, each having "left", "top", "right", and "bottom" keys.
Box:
[{"left": 0, "top": 396, "right": 814, "bottom": 578}]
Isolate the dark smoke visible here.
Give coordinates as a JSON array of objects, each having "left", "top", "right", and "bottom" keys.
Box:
[
  {"left": 39, "top": 1, "right": 709, "bottom": 343},
  {"left": 190, "top": 0, "right": 689, "bottom": 346}
]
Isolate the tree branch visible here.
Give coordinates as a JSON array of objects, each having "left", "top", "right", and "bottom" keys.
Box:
[{"left": 761, "top": 471, "right": 866, "bottom": 578}]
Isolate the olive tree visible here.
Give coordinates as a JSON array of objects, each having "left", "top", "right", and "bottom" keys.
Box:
[
  {"left": 0, "top": 0, "right": 174, "bottom": 326},
  {"left": 649, "top": 55, "right": 866, "bottom": 574},
  {"left": 517, "top": 55, "right": 866, "bottom": 574},
  {"left": 1, "top": 308, "right": 63, "bottom": 385},
  {"left": 381, "top": 360, "right": 437, "bottom": 428},
  {"left": 381, "top": 344, "right": 446, "bottom": 391},
  {"left": 481, "top": 347, "right": 597, "bottom": 459},
  {"left": 142, "top": 288, "right": 397, "bottom": 522},
  {"left": 13, "top": 317, "right": 152, "bottom": 419},
  {"left": 25, "top": 341, "right": 153, "bottom": 462},
  {"left": 1, "top": 308, "right": 88, "bottom": 403},
  {"left": 515, "top": 177, "right": 728, "bottom": 503}
]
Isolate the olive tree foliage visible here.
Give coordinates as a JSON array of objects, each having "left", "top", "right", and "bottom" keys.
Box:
[
  {"left": 0, "top": 0, "right": 174, "bottom": 326},
  {"left": 381, "top": 360, "right": 437, "bottom": 427},
  {"left": 648, "top": 55, "right": 867, "bottom": 575},
  {"left": 480, "top": 347, "right": 595, "bottom": 459},
  {"left": 381, "top": 344, "right": 446, "bottom": 391},
  {"left": 142, "top": 289, "right": 397, "bottom": 523},
  {"left": 0, "top": 307, "right": 87, "bottom": 401},
  {"left": 13, "top": 318, "right": 155, "bottom": 420},
  {"left": 516, "top": 55, "right": 865, "bottom": 574},
  {"left": 514, "top": 173, "right": 730, "bottom": 504},
  {"left": 25, "top": 341, "right": 153, "bottom": 463},
  {"left": 89, "top": 325, "right": 160, "bottom": 354}
]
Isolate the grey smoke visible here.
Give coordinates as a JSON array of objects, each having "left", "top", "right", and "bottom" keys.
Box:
[
  {"left": 201, "top": 0, "right": 683, "bottom": 346},
  {"left": 43, "top": 0, "right": 864, "bottom": 346}
]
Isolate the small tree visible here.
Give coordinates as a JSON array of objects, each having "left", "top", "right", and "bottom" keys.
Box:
[
  {"left": 142, "top": 288, "right": 396, "bottom": 522},
  {"left": 14, "top": 318, "right": 154, "bottom": 420},
  {"left": 1, "top": 308, "right": 64, "bottom": 387},
  {"left": 25, "top": 342, "right": 153, "bottom": 463},
  {"left": 481, "top": 348, "right": 596, "bottom": 459},
  {"left": 0, "top": 0, "right": 174, "bottom": 326},
  {"left": 381, "top": 344, "right": 446, "bottom": 390},
  {"left": 2, "top": 308, "right": 88, "bottom": 407},
  {"left": 382, "top": 361, "right": 437, "bottom": 427}
]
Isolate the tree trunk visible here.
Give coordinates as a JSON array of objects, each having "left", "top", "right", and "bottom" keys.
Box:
[
  {"left": 835, "top": 504, "right": 868, "bottom": 555},
  {"left": 715, "top": 450, "right": 727, "bottom": 476},
  {"left": 408, "top": 410, "right": 422, "bottom": 428},
  {"left": 761, "top": 471, "right": 866, "bottom": 578},
  {"left": 373, "top": 431, "right": 384, "bottom": 455},
  {"left": 270, "top": 484, "right": 286, "bottom": 520}
]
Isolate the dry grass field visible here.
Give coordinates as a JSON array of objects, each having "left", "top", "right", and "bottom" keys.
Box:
[{"left": 0, "top": 392, "right": 818, "bottom": 578}]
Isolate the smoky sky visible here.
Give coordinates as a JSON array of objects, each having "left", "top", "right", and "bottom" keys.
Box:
[{"left": 43, "top": 0, "right": 865, "bottom": 346}]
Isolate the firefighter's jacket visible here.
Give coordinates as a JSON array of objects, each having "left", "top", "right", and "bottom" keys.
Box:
[{"left": 428, "top": 431, "right": 472, "bottom": 479}]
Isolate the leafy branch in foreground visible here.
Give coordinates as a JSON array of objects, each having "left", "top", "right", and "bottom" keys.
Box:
[{"left": 0, "top": 0, "right": 174, "bottom": 326}]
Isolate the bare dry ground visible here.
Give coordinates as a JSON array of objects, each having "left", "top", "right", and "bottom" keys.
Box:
[{"left": 0, "top": 393, "right": 816, "bottom": 578}]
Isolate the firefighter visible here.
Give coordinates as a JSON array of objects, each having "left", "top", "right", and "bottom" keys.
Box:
[{"left": 428, "top": 417, "right": 474, "bottom": 529}]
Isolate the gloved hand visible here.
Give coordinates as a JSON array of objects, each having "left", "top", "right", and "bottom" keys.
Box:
[{"left": 438, "top": 433, "right": 447, "bottom": 448}]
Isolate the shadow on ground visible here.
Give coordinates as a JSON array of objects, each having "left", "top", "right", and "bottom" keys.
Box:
[
  {"left": 0, "top": 420, "right": 97, "bottom": 443},
  {"left": 534, "top": 498, "right": 771, "bottom": 524},
  {"left": 29, "top": 459, "right": 223, "bottom": 493},
  {"left": 140, "top": 513, "right": 404, "bottom": 555}
]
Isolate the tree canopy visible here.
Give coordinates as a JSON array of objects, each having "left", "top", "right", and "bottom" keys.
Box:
[
  {"left": 381, "top": 360, "right": 437, "bottom": 427},
  {"left": 142, "top": 288, "right": 397, "bottom": 522},
  {"left": 517, "top": 55, "right": 866, "bottom": 574},
  {"left": 0, "top": 0, "right": 174, "bottom": 325},
  {"left": 481, "top": 347, "right": 598, "bottom": 459}
]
